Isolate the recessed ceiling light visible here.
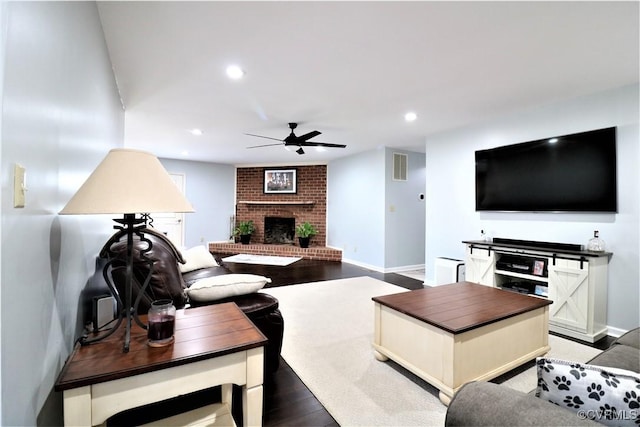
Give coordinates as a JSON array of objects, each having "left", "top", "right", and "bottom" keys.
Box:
[
  {"left": 181, "top": 150, "right": 189, "bottom": 156},
  {"left": 226, "top": 65, "right": 245, "bottom": 80},
  {"left": 189, "top": 129, "right": 203, "bottom": 136},
  {"left": 404, "top": 112, "right": 417, "bottom": 122},
  {"left": 548, "top": 138, "right": 558, "bottom": 144}
]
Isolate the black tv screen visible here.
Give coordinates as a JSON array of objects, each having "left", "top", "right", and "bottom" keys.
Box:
[{"left": 475, "top": 127, "right": 617, "bottom": 212}]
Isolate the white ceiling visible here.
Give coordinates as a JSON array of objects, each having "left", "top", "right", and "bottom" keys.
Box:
[{"left": 97, "top": 1, "right": 639, "bottom": 166}]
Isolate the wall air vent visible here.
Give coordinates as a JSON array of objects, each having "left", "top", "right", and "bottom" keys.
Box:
[{"left": 393, "top": 153, "right": 408, "bottom": 181}]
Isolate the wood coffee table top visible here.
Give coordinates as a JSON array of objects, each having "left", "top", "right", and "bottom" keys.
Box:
[
  {"left": 55, "top": 303, "right": 267, "bottom": 391},
  {"left": 372, "top": 281, "right": 552, "bottom": 334}
]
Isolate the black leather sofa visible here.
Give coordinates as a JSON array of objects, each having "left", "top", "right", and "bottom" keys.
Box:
[{"left": 82, "top": 227, "right": 284, "bottom": 374}]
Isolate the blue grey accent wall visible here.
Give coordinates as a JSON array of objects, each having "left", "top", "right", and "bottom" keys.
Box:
[
  {"left": 159, "top": 158, "right": 236, "bottom": 247},
  {"left": 328, "top": 147, "right": 425, "bottom": 271},
  {"left": 328, "top": 149, "right": 386, "bottom": 268},
  {"left": 1, "top": 2, "right": 123, "bottom": 425},
  {"left": 384, "top": 148, "right": 426, "bottom": 269},
  {"left": 425, "top": 84, "right": 639, "bottom": 332}
]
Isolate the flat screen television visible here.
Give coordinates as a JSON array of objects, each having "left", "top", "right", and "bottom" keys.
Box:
[{"left": 475, "top": 127, "right": 617, "bottom": 212}]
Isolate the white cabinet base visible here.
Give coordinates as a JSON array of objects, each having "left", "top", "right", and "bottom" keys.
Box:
[
  {"left": 463, "top": 240, "right": 611, "bottom": 343},
  {"left": 548, "top": 324, "right": 608, "bottom": 344}
]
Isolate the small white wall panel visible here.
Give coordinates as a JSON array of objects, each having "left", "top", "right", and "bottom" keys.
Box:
[{"left": 435, "top": 257, "right": 465, "bottom": 285}]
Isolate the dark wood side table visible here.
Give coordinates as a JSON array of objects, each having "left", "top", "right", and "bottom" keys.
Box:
[{"left": 55, "top": 303, "right": 267, "bottom": 426}]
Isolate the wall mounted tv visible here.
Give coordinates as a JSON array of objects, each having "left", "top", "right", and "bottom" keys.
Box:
[{"left": 475, "top": 127, "right": 617, "bottom": 212}]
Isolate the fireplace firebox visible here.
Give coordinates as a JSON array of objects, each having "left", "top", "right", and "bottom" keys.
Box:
[{"left": 264, "top": 217, "right": 295, "bottom": 244}]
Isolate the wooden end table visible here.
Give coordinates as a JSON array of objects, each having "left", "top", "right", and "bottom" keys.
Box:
[
  {"left": 55, "top": 303, "right": 267, "bottom": 426},
  {"left": 372, "top": 282, "right": 552, "bottom": 405}
]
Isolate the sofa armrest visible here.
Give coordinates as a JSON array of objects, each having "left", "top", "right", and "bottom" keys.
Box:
[
  {"left": 445, "top": 382, "right": 601, "bottom": 427},
  {"left": 613, "top": 327, "right": 640, "bottom": 349},
  {"left": 182, "top": 265, "right": 232, "bottom": 287}
]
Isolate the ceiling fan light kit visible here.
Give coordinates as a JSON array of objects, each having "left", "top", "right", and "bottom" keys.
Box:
[{"left": 246, "top": 122, "right": 346, "bottom": 155}]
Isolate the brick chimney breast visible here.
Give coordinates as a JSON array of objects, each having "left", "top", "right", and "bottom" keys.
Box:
[{"left": 235, "top": 165, "right": 327, "bottom": 246}]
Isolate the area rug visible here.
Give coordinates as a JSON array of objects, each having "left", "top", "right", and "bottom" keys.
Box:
[
  {"left": 265, "top": 276, "right": 602, "bottom": 426},
  {"left": 221, "top": 253, "right": 301, "bottom": 266}
]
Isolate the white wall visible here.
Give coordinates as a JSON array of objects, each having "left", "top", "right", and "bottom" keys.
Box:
[
  {"left": 160, "top": 158, "right": 236, "bottom": 247},
  {"left": 425, "top": 84, "right": 639, "bottom": 332},
  {"left": 1, "top": 3, "right": 123, "bottom": 425},
  {"left": 0, "top": 1, "right": 7, "bottom": 422}
]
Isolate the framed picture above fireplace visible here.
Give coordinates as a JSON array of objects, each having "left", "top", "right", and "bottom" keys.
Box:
[{"left": 264, "top": 168, "right": 297, "bottom": 194}]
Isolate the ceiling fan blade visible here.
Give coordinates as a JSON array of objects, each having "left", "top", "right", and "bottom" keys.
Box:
[
  {"left": 298, "top": 141, "right": 347, "bottom": 148},
  {"left": 246, "top": 142, "right": 284, "bottom": 149},
  {"left": 295, "top": 130, "right": 321, "bottom": 143},
  {"left": 244, "top": 133, "right": 283, "bottom": 142},
  {"left": 245, "top": 124, "right": 343, "bottom": 152}
]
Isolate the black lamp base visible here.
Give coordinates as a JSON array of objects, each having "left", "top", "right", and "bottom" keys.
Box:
[{"left": 79, "top": 213, "right": 153, "bottom": 352}]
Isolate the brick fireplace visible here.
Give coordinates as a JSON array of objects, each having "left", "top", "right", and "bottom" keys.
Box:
[{"left": 208, "top": 165, "right": 341, "bottom": 261}]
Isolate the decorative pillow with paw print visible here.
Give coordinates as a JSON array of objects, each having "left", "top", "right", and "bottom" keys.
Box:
[{"left": 536, "top": 357, "right": 640, "bottom": 426}]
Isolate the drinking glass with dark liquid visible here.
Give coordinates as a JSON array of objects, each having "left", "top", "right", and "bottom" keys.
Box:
[{"left": 147, "top": 299, "right": 176, "bottom": 347}]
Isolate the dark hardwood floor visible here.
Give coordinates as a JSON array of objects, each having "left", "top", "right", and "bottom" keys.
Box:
[
  {"left": 216, "top": 256, "right": 426, "bottom": 291},
  {"left": 108, "top": 257, "right": 614, "bottom": 427}
]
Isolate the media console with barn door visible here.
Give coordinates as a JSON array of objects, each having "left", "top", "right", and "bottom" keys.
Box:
[{"left": 463, "top": 238, "right": 612, "bottom": 343}]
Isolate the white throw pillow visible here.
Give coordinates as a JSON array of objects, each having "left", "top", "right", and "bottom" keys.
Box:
[
  {"left": 179, "top": 245, "right": 218, "bottom": 273},
  {"left": 185, "top": 274, "right": 271, "bottom": 302},
  {"left": 535, "top": 357, "right": 640, "bottom": 426}
]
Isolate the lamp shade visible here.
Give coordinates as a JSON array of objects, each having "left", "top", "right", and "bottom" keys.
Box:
[{"left": 60, "top": 148, "right": 194, "bottom": 215}]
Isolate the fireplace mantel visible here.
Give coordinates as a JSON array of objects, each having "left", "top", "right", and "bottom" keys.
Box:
[{"left": 238, "top": 200, "right": 315, "bottom": 205}]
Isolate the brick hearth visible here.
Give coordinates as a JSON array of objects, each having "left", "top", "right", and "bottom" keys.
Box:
[{"left": 209, "top": 242, "right": 342, "bottom": 262}]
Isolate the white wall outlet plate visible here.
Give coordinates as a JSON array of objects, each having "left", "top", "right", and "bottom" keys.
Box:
[{"left": 13, "top": 164, "right": 26, "bottom": 208}]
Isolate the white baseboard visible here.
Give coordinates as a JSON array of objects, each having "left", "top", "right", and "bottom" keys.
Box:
[
  {"left": 384, "top": 263, "right": 425, "bottom": 273},
  {"left": 341, "top": 258, "right": 426, "bottom": 275},
  {"left": 341, "top": 257, "right": 385, "bottom": 273},
  {"left": 606, "top": 325, "right": 629, "bottom": 338}
]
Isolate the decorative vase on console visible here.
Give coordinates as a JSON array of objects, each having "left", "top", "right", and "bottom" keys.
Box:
[{"left": 587, "top": 230, "right": 606, "bottom": 252}]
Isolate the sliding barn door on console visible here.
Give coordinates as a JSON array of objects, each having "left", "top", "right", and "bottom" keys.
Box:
[{"left": 464, "top": 246, "right": 495, "bottom": 286}]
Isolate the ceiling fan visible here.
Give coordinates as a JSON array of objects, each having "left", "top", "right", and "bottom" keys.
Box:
[{"left": 245, "top": 122, "right": 346, "bottom": 155}]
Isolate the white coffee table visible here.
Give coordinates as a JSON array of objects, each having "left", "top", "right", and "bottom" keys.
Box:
[{"left": 372, "top": 282, "right": 552, "bottom": 405}]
